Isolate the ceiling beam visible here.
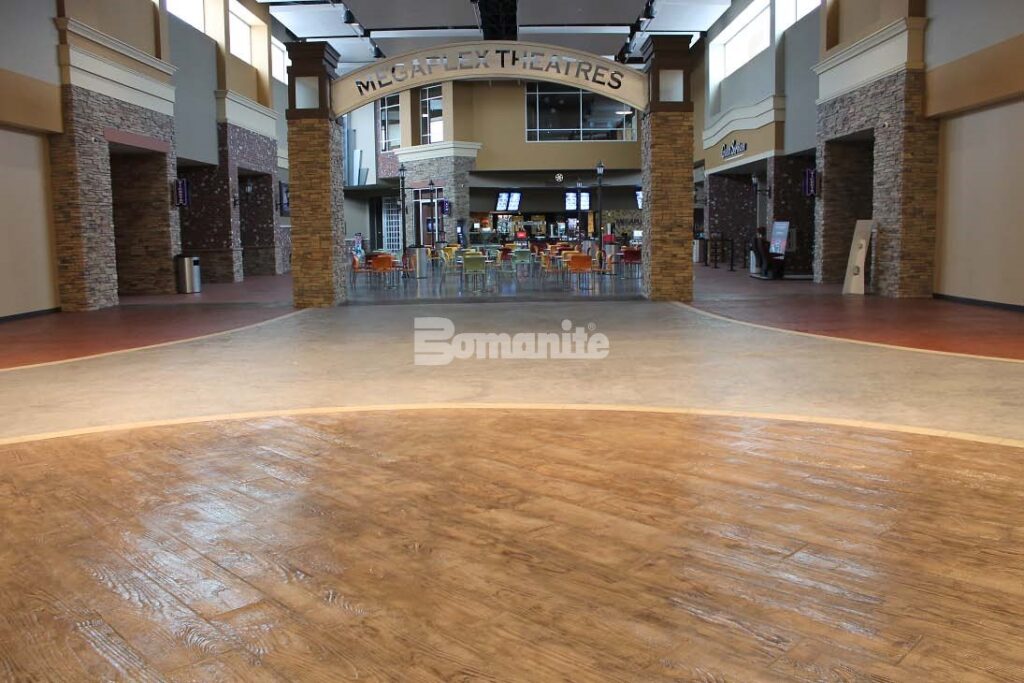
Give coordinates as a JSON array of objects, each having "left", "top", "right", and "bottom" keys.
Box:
[{"left": 475, "top": 0, "right": 518, "bottom": 41}]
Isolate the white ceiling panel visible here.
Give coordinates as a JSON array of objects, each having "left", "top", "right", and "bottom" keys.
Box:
[
  {"left": 647, "top": 0, "right": 731, "bottom": 32},
  {"left": 518, "top": 29, "right": 629, "bottom": 57},
  {"left": 325, "top": 36, "right": 377, "bottom": 62},
  {"left": 518, "top": 0, "right": 647, "bottom": 26},
  {"left": 373, "top": 33, "right": 483, "bottom": 57},
  {"left": 270, "top": 3, "right": 361, "bottom": 39},
  {"left": 343, "top": 0, "right": 479, "bottom": 30}
]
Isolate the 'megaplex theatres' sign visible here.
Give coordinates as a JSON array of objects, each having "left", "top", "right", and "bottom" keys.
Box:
[{"left": 331, "top": 41, "right": 649, "bottom": 117}]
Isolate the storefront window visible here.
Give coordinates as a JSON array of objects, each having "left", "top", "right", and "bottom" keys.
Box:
[
  {"left": 525, "top": 83, "right": 636, "bottom": 142},
  {"left": 380, "top": 95, "right": 401, "bottom": 151},
  {"left": 420, "top": 86, "right": 444, "bottom": 144}
]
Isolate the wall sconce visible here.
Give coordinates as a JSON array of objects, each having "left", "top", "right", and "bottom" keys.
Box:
[
  {"left": 752, "top": 175, "right": 772, "bottom": 199},
  {"left": 231, "top": 191, "right": 239, "bottom": 207}
]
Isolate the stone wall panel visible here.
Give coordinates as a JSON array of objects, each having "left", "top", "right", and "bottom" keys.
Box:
[
  {"left": 816, "top": 69, "right": 938, "bottom": 297},
  {"left": 48, "top": 85, "right": 179, "bottom": 310}
]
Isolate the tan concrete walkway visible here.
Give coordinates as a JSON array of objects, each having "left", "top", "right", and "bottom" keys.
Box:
[{"left": 1, "top": 301, "right": 1021, "bottom": 444}]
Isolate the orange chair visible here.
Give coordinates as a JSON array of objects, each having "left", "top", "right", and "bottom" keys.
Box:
[
  {"left": 539, "top": 251, "right": 566, "bottom": 289},
  {"left": 567, "top": 253, "right": 594, "bottom": 290},
  {"left": 370, "top": 253, "right": 398, "bottom": 288}
]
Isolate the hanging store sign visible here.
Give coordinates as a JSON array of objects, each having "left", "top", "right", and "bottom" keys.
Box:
[
  {"left": 331, "top": 41, "right": 648, "bottom": 117},
  {"left": 721, "top": 139, "right": 748, "bottom": 160}
]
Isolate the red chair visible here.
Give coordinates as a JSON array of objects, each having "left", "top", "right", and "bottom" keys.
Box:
[
  {"left": 621, "top": 248, "right": 642, "bottom": 279},
  {"left": 350, "top": 254, "right": 371, "bottom": 287}
]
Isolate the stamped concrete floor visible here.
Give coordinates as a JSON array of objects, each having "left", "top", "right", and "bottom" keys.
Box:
[
  {"left": 2, "top": 301, "right": 1024, "bottom": 680},
  {"left": 1, "top": 300, "right": 1022, "bottom": 444},
  {"left": 2, "top": 409, "right": 1024, "bottom": 681}
]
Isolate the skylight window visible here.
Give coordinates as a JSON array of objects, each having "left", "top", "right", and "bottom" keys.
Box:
[{"left": 167, "top": 0, "right": 205, "bottom": 33}]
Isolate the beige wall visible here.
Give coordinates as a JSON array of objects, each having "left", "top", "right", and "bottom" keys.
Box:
[
  {"left": 934, "top": 98, "right": 1024, "bottom": 307},
  {"left": 926, "top": 34, "right": 1024, "bottom": 118},
  {"left": 0, "top": 70, "right": 62, "bottom": 134},
  {"left": 457, "top": 81, "right": 641, "bottom": 172},
  {"left": 824, "top": 0, "right": 921, "bottom": 54},
  {"left": 0, "top": 128, "right": 59, "bottom": 317},
  {"left": 62, "top": 0, "right": 159, "bottom": 56},
  {"left": 226, "top": 53, "right": 260, "bottom": 102},
  {"left": 703, "top": 122, "right": 781, "bottom": 172}
]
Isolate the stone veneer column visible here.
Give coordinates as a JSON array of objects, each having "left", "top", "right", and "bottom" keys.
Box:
[
  {"left": 49, "top": 85, "right": 180, "bottom": 310},
  {"left": 641, "top": 110, "right": 694, "bottom": 301},
  {"left": 400, "top": 154, "right": 474, "bottom": 246},
  {"left": 286, "top": 41, "right": 347, "bottom": 307},
  {"left": 815, "top": 69, "right": 938, "bottom": 296}
]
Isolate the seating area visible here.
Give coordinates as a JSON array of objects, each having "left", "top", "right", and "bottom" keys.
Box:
[{"left": 349, "top": 242, "right": 645, "bottom": 300}]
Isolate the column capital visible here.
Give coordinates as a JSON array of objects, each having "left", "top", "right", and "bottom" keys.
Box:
[
  {"left": 286, "top": 41, "right": 341, "bottom": 120},
  {"left": 641, "top": 35, "right": 702, "bottom": 113}
]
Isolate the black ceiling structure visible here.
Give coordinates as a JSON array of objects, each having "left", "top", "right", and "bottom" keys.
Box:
[
  {"left": 474, "top": 0, "right": 518, "bottom": 41},
  {"left": 260, "top": 0, "right": 727, "bottom": 74}
]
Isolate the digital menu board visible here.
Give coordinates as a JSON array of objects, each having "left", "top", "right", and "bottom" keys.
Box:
[
  {"left": 495, "top": 192, "right": 510, "bottom": 212},
  {"left": 564, "top": 191, "right": 592, "bottom": 211},
  {"left": 507, "top": 191, "right": 522, "bottom": 212}
]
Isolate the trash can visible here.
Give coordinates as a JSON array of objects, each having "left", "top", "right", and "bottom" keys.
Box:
[
  {"left": 408, "top": 245, "right": 431, "bottom": 279},
  {"left": 175, "top": 255, "right": 201, "bottom": 293},
  {"left": 603, "top": 243, "right": 619, "bottom": 275}
]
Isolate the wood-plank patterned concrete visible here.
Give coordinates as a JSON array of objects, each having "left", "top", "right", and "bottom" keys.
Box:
[{"left": 2, "top": 409, "right": 1023, "bottom": 681}]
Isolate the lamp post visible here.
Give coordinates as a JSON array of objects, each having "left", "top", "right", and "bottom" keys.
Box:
[
  {"left": 596, "top": 160, "right": 605, "bottom": 240},
  {"left": 575, "top": 179, "right": 583, "bottom": 245},
  {"left": 427, "top": 179, "right": 436, "bottom": 247},
  {"left": 398, "top": 163, "right": 407, "bottom": 251}
]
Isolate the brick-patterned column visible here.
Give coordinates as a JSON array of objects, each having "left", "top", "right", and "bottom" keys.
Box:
[
  {"left": 641, "top": 110, "right": 694, "bottom": 301},
  {"left": 288, "top": 118, "right": 347, "bottom": 306},
  {"left": 286, "top": 41, "right": 347, "bottom": 307}
]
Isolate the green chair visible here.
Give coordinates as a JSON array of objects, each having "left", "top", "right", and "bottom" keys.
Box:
[
  {"left": 512, "top": 249, "right": 533, "bottom": 278},
  {"left": 462, "top": 254, "right": 488, "bottom": 293}
]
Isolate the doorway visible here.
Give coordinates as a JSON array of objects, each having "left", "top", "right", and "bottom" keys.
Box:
[
  {"left": 109, "top": 145, "right": 177, "bottom": 296},
  {"left": 239, "top": 171, "right": 278, "bottom": 276},
  {"left": 819, "top": 131, "right": 874, "bottom": 284}
]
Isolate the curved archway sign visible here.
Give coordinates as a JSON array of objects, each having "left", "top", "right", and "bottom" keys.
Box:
[{"left": 331, "top": 41, "right": 649, "bottom": 118}]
